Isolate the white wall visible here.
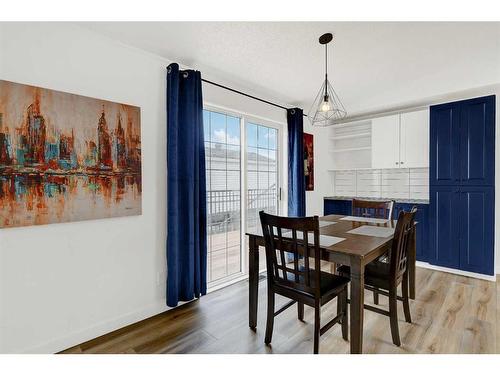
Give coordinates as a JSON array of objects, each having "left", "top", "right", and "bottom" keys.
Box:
[
  {"left": 0, "top": 22, "right": 167, "bottom": 354},
  {"left": 0, "top": 23, "right": 286, "bottom": 354},
  {"left": 303, "top": 123, "right": 332, "bottom": 216}
]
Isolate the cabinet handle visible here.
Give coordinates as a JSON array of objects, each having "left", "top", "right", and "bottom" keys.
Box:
[
  {"left": 395, "top": 162, "right": 399, "bottom": 165},
  {"left": 400, "top": 161, "right": 404, "bottom": 165}
]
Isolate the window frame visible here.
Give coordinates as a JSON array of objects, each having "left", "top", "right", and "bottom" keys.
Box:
[{"left": 203, "top": 103, "right": 286, "bottom": 291}]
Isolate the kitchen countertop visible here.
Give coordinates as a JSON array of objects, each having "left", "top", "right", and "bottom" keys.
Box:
[{"left": 324, "top": 196, "right": 429, "bottom": 205}]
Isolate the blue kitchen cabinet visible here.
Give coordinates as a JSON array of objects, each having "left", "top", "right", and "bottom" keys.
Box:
[
  {"left": 323, "top": 199, "right": 352, "bottom": 216},
  {"left": 393, "top": 202, "right": 430, "bottom": 263},
  {"left": 429, "top": 102, "right": 461, "bottom": 185},
  {"left": 429, "top": 95, "right": 495, "bottom": 275},
  {"left": 458, "top": 186, "right": 495, "bottom": 275},
  {"left": 459, "top": 96, "right": 496, "bottom": 186},
  {"left": 428, "top": 186, "right": 461, "bottom": 269}
]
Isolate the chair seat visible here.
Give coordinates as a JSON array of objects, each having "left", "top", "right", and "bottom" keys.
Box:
[
  {"left": 284, "top": 266, "right": 350, "bottom": 297},
  {"left": 337, "top": 261, "right": 391, "bottom": 289},
  {"left": 316, "top": 270, "right": 350, "bottom": 296}
]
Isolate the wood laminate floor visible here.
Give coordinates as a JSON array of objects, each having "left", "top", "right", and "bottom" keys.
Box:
[{"left": 60, "top": 267, "right": 500, "bottom": 354}]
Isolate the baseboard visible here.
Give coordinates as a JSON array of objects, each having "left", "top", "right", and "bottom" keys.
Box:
[
  {"left": 19, "top": 282, "right": 227, "bottom": 354},
  {"left": 416, "top": 261, "right": 497, "bottom": 282},
  {"left": 19, "top": 301, "right": 170, "bottom": 354}
]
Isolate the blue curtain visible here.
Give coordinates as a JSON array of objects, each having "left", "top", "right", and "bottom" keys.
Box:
[
  {"left": 166, "top": 63, "right": 207, "bottom": 307},
  {"left": 287, "top": 108, "right": 306, "bottom": 217}
]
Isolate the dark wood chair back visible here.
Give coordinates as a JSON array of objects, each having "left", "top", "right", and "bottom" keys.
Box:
[
  {"left": 259, "top": 211, "right": 321, "bottom": 297},
  {"left": 390, "top": 207, "right": 417, "bottom": 281},
  {"left": 352, "top": 199, "right": 394, "bottom": 219}
]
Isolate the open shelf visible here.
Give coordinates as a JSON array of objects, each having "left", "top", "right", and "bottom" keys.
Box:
[
  {"left": 329, "top": 120, "right": 372, "bottom": 170},
  {"left": 329, "top": 120, "right": 372, "bottom": 129},
  {"left": 328, "top": 167, "right": 373, "bottom": 172},
  {"left": 329, "top": 132, "right": 371, "bottom": 140},
  {"left": 330, "top": 146, "right": 372, "bottom": 153}
]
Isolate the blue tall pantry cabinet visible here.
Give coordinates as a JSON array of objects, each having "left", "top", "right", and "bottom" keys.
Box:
[{"left": 429, "top": 95, "right": 495, "bottom": 275}]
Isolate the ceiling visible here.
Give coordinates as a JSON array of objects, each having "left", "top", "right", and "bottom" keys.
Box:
[{"left": 80, "top": 22, "right": 500, "bottom": 115}]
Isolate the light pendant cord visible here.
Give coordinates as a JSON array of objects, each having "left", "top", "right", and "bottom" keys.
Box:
[{"left": 324, "top": 43, "right": 328, "bottom": 97}]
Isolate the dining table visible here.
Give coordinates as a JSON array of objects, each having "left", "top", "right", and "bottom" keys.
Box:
[{"left": 246, "top": 214, "right": 417, "bottom": 354}]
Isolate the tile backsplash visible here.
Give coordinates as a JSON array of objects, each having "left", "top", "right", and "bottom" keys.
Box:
[
  {"left": 333, "top": 168, "right": 429, "bottom": 200},
  {"left": 333, "top": 170, "right": 356, "bottom": 196}
]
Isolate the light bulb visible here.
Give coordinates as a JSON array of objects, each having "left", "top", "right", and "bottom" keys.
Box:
[{"left": 321, "top": 100, "right": 331, "bottom": 112}]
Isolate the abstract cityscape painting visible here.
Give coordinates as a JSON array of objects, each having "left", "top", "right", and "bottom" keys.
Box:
[
  {"left": 304, "top": 132, "right": 314, "bottom": 191},
  {"left": 0, "top": 80, "right": 142, "bottom": 228}
]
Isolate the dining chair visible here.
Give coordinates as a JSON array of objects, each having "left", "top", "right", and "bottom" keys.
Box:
[
  {"left": 344, "top": 199, "right": 395, "bottom": 304},
  {"left": 259, "top": 211, "right": 350, "bottom": 354},
  {"left": 337, "top": 208, "right": 416, "bottom": 347},
  {"left": 352, "top": 198, "right": 394, "bottom": 220}
]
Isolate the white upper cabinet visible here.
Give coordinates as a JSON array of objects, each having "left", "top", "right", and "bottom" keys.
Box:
[
  {"left": 400, "top": 109, "right": 429, "bottom": 168},
  {"left": 371, "top": 114, "right": 400, "bottom": 169},
  {"left": 371, "top": 110, "right": 429, "bottom": 169}
]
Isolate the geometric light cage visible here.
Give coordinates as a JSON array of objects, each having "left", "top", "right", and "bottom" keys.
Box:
[{"left": 307, "top": 79, "right": 347, "bottom": 127}]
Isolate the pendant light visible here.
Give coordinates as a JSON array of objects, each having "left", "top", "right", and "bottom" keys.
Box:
[{"left": 308, "top": 33, "right": 346, "bottom": 126}]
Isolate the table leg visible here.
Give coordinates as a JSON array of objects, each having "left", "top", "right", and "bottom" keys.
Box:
[
  {"left": 408, "top": 226, "right": 416, "bottom": 300},
  {"left": 349, "top": 259, "right": 365, "bottom": 354},
  {"left": 248, "top": 235, "right": 259, "bottom": 331}
]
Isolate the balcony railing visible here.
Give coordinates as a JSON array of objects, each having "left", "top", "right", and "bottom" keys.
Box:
[
  {"left": 207, "top": 186, "right": 278, "bottom": 283},
  {"left": 207, "top": 187, "right": 277, "bottom": 233}
]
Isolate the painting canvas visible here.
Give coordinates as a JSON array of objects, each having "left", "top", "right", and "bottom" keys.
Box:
[
  {"left": 0, "top": 80, "right": 142, "bottom": 228},
  {"left": 304, "top": 132, "right": 314, "bottom": 191}
]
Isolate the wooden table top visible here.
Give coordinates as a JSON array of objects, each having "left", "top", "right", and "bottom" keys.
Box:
[{"left": 246, "top": 214, "right": 398, "bottom": 259}]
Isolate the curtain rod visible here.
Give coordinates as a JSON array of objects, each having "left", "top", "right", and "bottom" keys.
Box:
[{"left": 201, "top": 78, "right": 308, "bottom": 117}]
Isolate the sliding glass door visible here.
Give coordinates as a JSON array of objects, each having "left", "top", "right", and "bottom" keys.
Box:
[
  {"left": 203, "top": 108, "right": 281, "bottom": 288},
  {"left": 204, "top": 109, "right": 242, "bottom": 287},
  {"left": 245, "top": 121, "right": 280, "bottom": 272},
  {"left": 245, "top": 122, "right": 279, "bottom": 234}
]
